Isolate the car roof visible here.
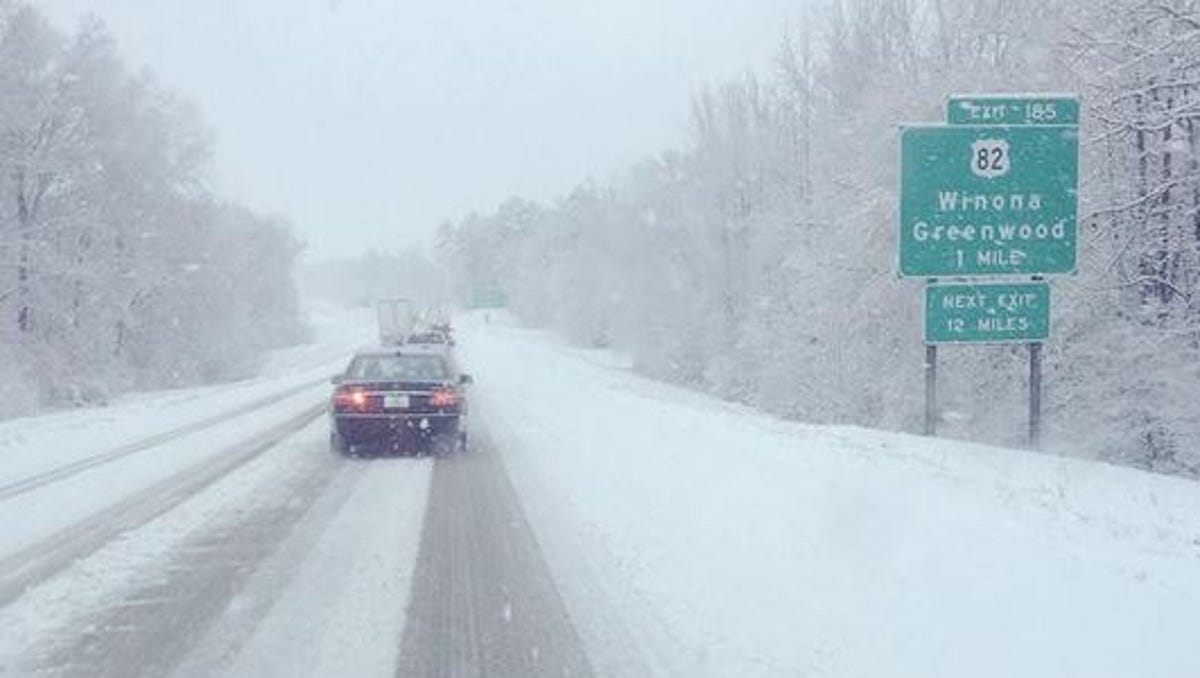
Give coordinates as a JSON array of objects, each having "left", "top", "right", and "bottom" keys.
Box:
[{"left": 352, "top": 345, "right": 449, "bottom": 358}]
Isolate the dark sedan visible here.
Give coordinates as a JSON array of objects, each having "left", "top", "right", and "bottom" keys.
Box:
[{"left": 329, "top": 347, "right": 471, "bottom": 455}]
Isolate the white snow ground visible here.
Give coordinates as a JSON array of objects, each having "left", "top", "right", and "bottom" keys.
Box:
[{"left": 456, "top": 311, "right": 1200, "bottom": 678}]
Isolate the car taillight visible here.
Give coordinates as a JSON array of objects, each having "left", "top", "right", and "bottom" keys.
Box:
[
  {"left": 334, "top": 387, "right": 369, "bottom": 409},
  {"left": 430, "top": 387, "right": 459, "bottom": 407}
]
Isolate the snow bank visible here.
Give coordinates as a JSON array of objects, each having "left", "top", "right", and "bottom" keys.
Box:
[{"left": 457, "top": 311, "right": 1200, "bottom": 678}]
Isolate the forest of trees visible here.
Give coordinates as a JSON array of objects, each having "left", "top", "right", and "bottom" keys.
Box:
[
  {"left": 438, "top": 0, "right": 1200, "bottom": 476},
  {"left": 0, "top": 3, "right": 306, "bottom": 417}
]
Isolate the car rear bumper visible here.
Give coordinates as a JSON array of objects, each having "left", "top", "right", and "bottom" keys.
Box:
[{"left": 332, "top": 412, "right": 461, "bottom": 444}]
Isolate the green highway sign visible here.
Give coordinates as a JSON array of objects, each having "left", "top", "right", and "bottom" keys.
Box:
[
  {"left": 899, "top": 124, "right": 1078, "bottom": 277},
  {"left": 925, "top": 282, "right": 1050, "bottom": 344},
  {"left": 947, "top": 95, "right": 1079, "bottom": 126}
]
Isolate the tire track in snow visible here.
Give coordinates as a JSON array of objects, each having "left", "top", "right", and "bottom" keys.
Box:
[
  {"left": 397, "top": 430, "right": 593, "bottom": 678},
  {"left": 0, "top": 404, "right": 325, "bottom": 606},
  {"left": 6, "top": 431, "right": 351, "bottom": 678},
  {"left": 0, "top": 376, "right": 330, "bottom": 503}
]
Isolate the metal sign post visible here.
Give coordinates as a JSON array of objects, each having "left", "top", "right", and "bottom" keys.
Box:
[
  {"left": 1029, "top": 342, "right": 1043, "bottom": 448},
  {"left": 925, "top": 344, "right": 938, "bottom": 436}
]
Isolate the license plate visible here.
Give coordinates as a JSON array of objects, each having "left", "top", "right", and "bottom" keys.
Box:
[{"left": 383, "top": 394, "right": 410, "bottom": 409}]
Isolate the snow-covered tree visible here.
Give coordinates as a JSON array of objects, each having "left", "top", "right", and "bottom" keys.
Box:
[
  {"left": 439, "top": 0, "right": 1200, "bottom": 475},
  {"left": 0, "top": 3, "right": 306, "bottom": 416}
]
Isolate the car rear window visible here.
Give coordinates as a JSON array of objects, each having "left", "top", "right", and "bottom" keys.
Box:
[
  {"left": 407, "top": 332, "right": 446, "bottom": 343},
  {"left": 347, "top": 354, "right": 449, "bottom": 382}
]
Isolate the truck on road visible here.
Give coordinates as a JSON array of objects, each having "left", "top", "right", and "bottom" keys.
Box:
[{"left": 376, "top": 298, "right": 415, "bottom": 345}]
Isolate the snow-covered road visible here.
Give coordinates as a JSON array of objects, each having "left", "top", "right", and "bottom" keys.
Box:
[
  {"left": 0, "top": 303, "right": 591, "bottom": 678},
  {"left": 2, "top": 305, "right": 1198, "bottom": 678},
  {"left": 1, "top": 422, "right": 431, "bottom": 678}
]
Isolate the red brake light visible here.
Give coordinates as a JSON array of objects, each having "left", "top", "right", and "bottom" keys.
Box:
[
  {"left": 430, "top": 388, "right": 458, "bottom": 407},
  {"left": 334, "top": 387, "right": 369, "bottom": 409}
]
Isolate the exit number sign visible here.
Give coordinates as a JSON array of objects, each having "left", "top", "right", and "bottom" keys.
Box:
[{"left": 947, "top": 95, "right": 1079, "bottom": 126}]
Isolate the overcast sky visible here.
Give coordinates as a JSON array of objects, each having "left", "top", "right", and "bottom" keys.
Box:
[{"left": 38, "top": 0, "right": 803, "bottom": 260}]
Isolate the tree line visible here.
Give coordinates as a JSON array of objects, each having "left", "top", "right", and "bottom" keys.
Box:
[
  {"left": 0, "top": 3, "right": 305, "bottom": 416},
  {"left": 437, "top": 0, "right": 1200, "bottom": 475}
]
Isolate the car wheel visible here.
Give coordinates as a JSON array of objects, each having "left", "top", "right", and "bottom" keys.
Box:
[
  {"left": 424, "top": 432, "right": 458, "bottom": 457},
  {"left": 330, "top": 431, "right": 350, "bottom": 456}
]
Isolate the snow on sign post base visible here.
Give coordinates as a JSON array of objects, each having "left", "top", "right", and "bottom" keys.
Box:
[
  {"left": 925, "top": 282, "right": 1050, "bottom": 344},
  {"left": 898, "top": 124, "right": 1078, "bottom": 277}
]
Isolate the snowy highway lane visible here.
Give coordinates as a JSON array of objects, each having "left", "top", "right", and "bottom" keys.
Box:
[
  {"left": 0, "top": 304, "right": 378, "bottom": 596},
  {"left": 0, "top": 420, "right": 432, "bottom": 678},
  {"left": 0, "top": 391, "right": 587, "bottom": 678},
  {"left": 0, "top": 303, "right": 592, "bottom": 678}
]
